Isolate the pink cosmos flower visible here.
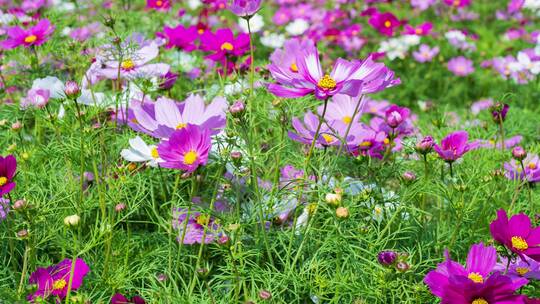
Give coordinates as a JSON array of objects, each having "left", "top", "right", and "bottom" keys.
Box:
[
  {"left": 111, "top": 293, "right": 146, "bottom": 304},
  {"left": 0, "top": 155, "right": 16, "bottom": 197},
  {"left": 403, "top": 22, "right": 433, "bottom": 36},
  {"left": 288, "top": 111, "right": 350, "bottom": 148},
  {"left": 199, "top": 28, "right": 250, "bottom": 62},
  {"left": 368, "top": 12, "right": 400, "bottom": 37},
  {"left": 268, "top": 38, "right": 317, "bottom": 83},
  {"left": 21, "top": 88, "right": 50, "bottom": 109},
  {"left": 447, "top": 56, "right": 475, "bottom": 76},
  {"left": 157, "top": 124, "right": 212, "bottom": 172},
  {"left": 129, "top": 94, "right": 227, "bottom": 138},
  {"left": 504, "top": 154, "right": 540, "bottom": 183},
  {"left": 412, "top": 44, "right": 439, "bottom": 63},
  {"left": 443, "top": 0, "right": 471, "bottom": 7},
  {"left": 229, "top": 0, "right": 261, "bottom": 17},
  {"left": 433, "top": 130, "right": 477, "bottom": 162},
  {"left": 146, "top": 0, "right": 171, "bottom": 11},
  {"left": 317, "top": 94, "right": 366, "bottom": 125},
  {"left": 172, "top": 208, "right": 225, "bottom": 244},
  {"left": 1, "top": 19, "right": 55, "bottom": 49},
  {"left": 161, "top": 24, "right": 198, "bottom": 51},
  {"left": 490, "top": 209, "right": 540, "bottom": 262}
]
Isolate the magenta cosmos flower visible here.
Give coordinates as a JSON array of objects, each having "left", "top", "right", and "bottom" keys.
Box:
[
  {"left": 490, "top": 209, "right": 540, "bottom": 262},
  {"left": 368, "top": 12, "right": 401, "bottom": 37},
  {"left": 1, "top": 19, "right": 55, "bottom": 49},
  {"left": 157, "top": 124, "right": 211, "bottom": 172},
  {"left": 504, "top": 154, "right": 540, "bottom": 183},
  {"left": 0, "top": 155, "right": 16, "bottom": 197},
  {"left": 161, "top": 24, "right": 198, "bottom": 51},
  {"left": 129, "top": 95, "right": 227, "bottom": 138},
  {"left": 403, "top": 22, "right": 433, "bottom": 36},
  {"left": 434, "top": 130, "right": 477, "bottom": 162},
  {"left": 229, "top": 0, "right": 261, "bottom": 17},
  {"left": 28, "top": 258, "right": 90, "bottom": 302},
  {"left": 444, "top": 0, "right": 471, "bottom": 7},
  {"left": 199, "top": 28, "right": 249, "bottom": 62},
  {"left": 146, "top": 0, "right": 171, "bottom": 10},
  {"left": 448, "top": 56, "right": 475, "bottom": 76},
  {"left": 111, "top": 293, "right": 146, "bottom": 304}
]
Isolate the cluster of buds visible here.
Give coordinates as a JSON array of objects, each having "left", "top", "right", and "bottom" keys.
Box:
[{"left": 377, "top": 250, "right": 410, "bottom": 272}]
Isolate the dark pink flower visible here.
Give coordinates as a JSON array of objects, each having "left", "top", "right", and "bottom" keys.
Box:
[
  {"left": 490, "top": 209, "right": 540, "bottom": 262},
  {"left": 157, "top": 124, "right": 212, "bottom": 172},
  {"left": 146, "top": 0, "right": 171, "bottom": 11},
  {"left": 443, "top": 0, "right": 471, "bottom": 7},
  {"left": 368, "top": 12, "right": 400, "bottom": 37},
  {"left": 0, "top": 155, "right": 16, "bottom": 197},
  {"left": 161, "top": 25, "right": 198, "bottom": 51},
  {"left": 199, "top": 28, "right": 250, "bottom": 62},
  {"left": 111, "top": 293, "right": 146, "bottom": 304},
  {"left": 1, "top": 19, "right": 54, "bottom": 49},
  {"left": 403, "top": 22, "right": 433, "bottom": 36},
  {"left": 433, "top": 130, "right": 477, "bottom": 162}
]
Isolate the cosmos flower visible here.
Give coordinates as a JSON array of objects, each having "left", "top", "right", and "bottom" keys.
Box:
[
  {"left": 0, "top": 198, "right": 9, "bottom": 222},
  {"left": 21, "top": 88, "right": 50, "bottom": 109},
  {"left": 268, "top": 38, "right": 316, "bottom": 83},
  {"left": 1, "top": 19, "right": 55, "bottom": 49},
  {"left": 317, "top": 94, "right": 366, "bottom": 125},
  {"left": 157, "top": 124, "right": 212, "bottom": 172},
  {"left": 490, "top": 209, "right": 540, "bottom": 261},
  {"left": 111, "top": 293, "right": 146, "bottom": 304},
  {"left": 288, "top": 111, "right": 350, "bottom": 148},
  {"left": 504, "top": 154, "right": 540, "bottom": 183},
  {"left": 28, "top": 258, "right": 90, "bottom": 302},
  {"left": 146, "top": 0, "right": 171, "bottom": 11},
  {"left": 433, "top": 131, "right": 477, "bottom": 162},
  {"left": 403, "top": 22, "right": 433, "bottom": 36},
  {"left": 161, "top": 24, "right": 198, "bottom": 51},
  {"left": 0, "top": 155, "right": 16, "bottom": 197},
  {"left": 129, "top": 95, "right": 227, "bottom": 138},
  {"left": 444, "top": 0, "right": 472, "bottom": 7},
  {"left": 348, "top": 125, "right": 387, "bottom": 159},
  {"left": 448, "top": 56, "right": 475, "bottom": 76},
  {"left": 385, "top": 105, "right": 410, "bottom": 129},
  {"left": 474, "top": 135, "right": 522, "bottom": 150},
  {"left": 121, "top": 136, "right": 163, "bottom": 168},
  {"left": 495, "top": 256, "right": 540, "bottom": 281},
  {"left": 172, "top": 208, "right": 224, "bottom": 244},
  {"left": 229, "top": 0, "right": 262, "bottom": 17},
  {"left": 368, "top": 12, "right": 401, "bottom": 37},
  {"left": 199, "top": 28, "right": 250, "bottom": 62},
  {"left": 412, "top": 44, "right": 439, "bottom": 63}
]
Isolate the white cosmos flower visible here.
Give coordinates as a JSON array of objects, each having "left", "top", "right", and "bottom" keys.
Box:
[
  {"left": 121, "top": 136, "right": 162, "bottom": 167},
  {"left": 238, "top": 14, "right": 264, "bottom": 33},
  {"left": 32, "top": 76, "right": 65, "bottom": 99},
  {"left": 285, "top": 19, "right": 309, "bottom": 36},
  {"left": 509, "top": 51, "right": 540, "bottom": 75},
  {"left": 260, "top": 32, "right": 285, "bottom": 49}
]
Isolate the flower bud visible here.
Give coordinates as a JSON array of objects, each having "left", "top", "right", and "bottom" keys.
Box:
[
  {"left": 491, "top": 102, "right": 509, "bottom": 123},
  {"left": 396, "top": 261, "right": 410, "bottom": 272},
  {"left": 64, "top": 81, "right": 81, "bottom": 99},
  {"left": 13, "top": 199, "right": 27, "bottom": 210},
  {"left": 415, "top": 136, "right": 434, "bottom": 155},
  {"left": 512, "top": 146, "right": 527, "bottom": 161},
  {"left": 229, "top": 100, "right": 245, "bottom": 116},
  {"left": 115, "top": 203, "right": 126, "bottom": 212},
  {"left": 218, "top": 235, "right": 230, "bottom": 244},
  {"left": 17, "top": 229, "right": 29, "bottom": 239},
  {"left": 259, "top": 290, "right": 272, "bottom": 300},
  {"left": 325, "top": 193, "right": 342, "bottom": 206},
  {"left": 385, "top": 105, "right": 409, "bottom": 128},
  {"left": 64, "top": 214, "right": 81, "bottom": 227},
  {"left": 402, "top": 171, "right": 416, "bottom": 182},
  {"left": 11, "top": 121, "right": 22, "bottom": 131},
  {"left": 377, "top": 250, "right": 397, "bottom": 266},
  {"left": 336, "top": 206, "right": 349, "bottom": 218}
]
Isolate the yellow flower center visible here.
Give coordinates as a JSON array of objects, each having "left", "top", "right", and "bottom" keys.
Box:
[
  {"left": 516, "top": 267, "right": 530, "bottom": 276},
  {"left": 511, "top": 236, "right": 529, "bottom": 251},
  {"left": 383, "top": 138, "right": 390, "bottom": 145},
  {"left": 176, "top": 122, "right": 187, "bottom": 129},
  {"left": 0, "top": 177, "right": 7, "bottom": 186},
  {"left": 453, "top": 0, "right": 461, "bottom": 6},
  {"left": 317, "top": 74, "right": 337, "bottom": 90},
  {"left": 196, "top": 214, "right": 209, "bottom": 225},
  {"left": 156, "top": 0, "right": 163, "bottom": 6},
  {"left": 384, "top": 21, "right": 392, "bottom": 28},
  {"left": 52, "top": 279, "right": 67, "bottom": 290},
  {"left": 528, "top": 162, "right": 537, "bottom": 170},
  {"left": 467, "top": 272, "right": 484, "bottom": 283},
  {"left": 221, "top": 42, "right": 234, "bottom": 51},
  {"left": 121, "top": 59, "right": 135, "bottom": 70},
  {"left": 151, "top": 147, "right": 159, "bottom": 159},
  {"left": 342, "top": 116, "right": 352, "bottom": 124},
  {"left": 321, "top": 134, "right": 334, "bottom": 144},
  {"left": 415, "top": 28, "right": 423, "bottom": 35},
  {"left": 290, "top": 63, "right": 298, "bottom": 72},
  {"left": 359, "top": 141, "right": 372, "bottom": 147},
  {"left": 24, "top": 35, "right": 37, "bottom": 43},
  {"left": 183, "top": 150, "right": 198, "bottom": 165},
  {"left": 472, "top": 299, "right": 488, "bottom": 304},
  {"left": 198, "top": 29, "right": 204, "bottom": 34}
]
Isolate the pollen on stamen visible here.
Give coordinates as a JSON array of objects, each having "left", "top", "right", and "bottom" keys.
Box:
[
  {"left": 183, "top": 150, "right": 198, "bottom": 165},
  {"left": 52, "top": 279, "right": 67, "bottom": 290},
  {"left": 0, "top": 176, "right": 7, "bottom": 186},
  {"left": 467, "top": 272, "right": 483, "bottom": 283},
  {"left": 290, "top": 63, "right": 299, "bottom": 72},
  {"left": 342, "top": 116, "right": 352, "bottom": 124},
  {"left": 317, "top": 74, "right": 337, "bottom": 90},
  {"left": 121, "top": 59, "right": 135, "bottom": 70},
  {"left": 221, "top": 42, "right": 234, "bottom": 51},
  {"left": 151, "top": 147, "right": 159, "bottom": 159},
  {"left": 511, "top": 236, "right": 529, "bottom": 251},
  {"left": 24, "top": 35, "right": 37, "bottom": 43},
  {"left": 472, "top": 299, "right": 488, "bottom": 304},
  {"left": 384, "top": 21, "right": 392, "bottom": 28},
  {"left": 516, "top": 267, "right": 530, "bottom": 276},
  {"left": 176, "top": 122, "right": 187, "bottom": 129}
]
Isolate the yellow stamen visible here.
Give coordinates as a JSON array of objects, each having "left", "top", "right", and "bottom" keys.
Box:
[
  {"left": 198, "top": 29, "right": 204, "bottom": 34},
  {"left": 516, "top": 267, "right": 530, "bottom": 276},
  {"left": 0, "top": 177, "right": 7, "bottom": 186},
  {"left": 221, "top": 42, "right": 234, "bottom": 51},
  {"left": 183, "top": 150, "right": 198, "bottom": 165},
  {"left": 24, "top": 35, "right": 37, "bottom": 43},
  {"left": 384, "top": 21, "right": 392, "bottom": 28},
  {"left": 121, "top": 59, "right": 135, "bottom": 70},
  {"left": 196, "top": 214, "right": 209, "bottom": 225},
  {"left": 415, "top": 28, "right": 423, "bottom": 35},
  {"left": 176, "top": 122, "right": 187, "bottom": 129},
  {"left": 528, "top": 163, "right": 537, "bottom": 170},
  {"left": 453, "top": 0, "right": 461, "bottom": 6},
  {"left": 156, "top": 0, "right": 163, "bottom": 6},
  {"left": 472, "top": 299, "right": 488, "bottom": 304},
  {"left": 467, "top": 272, "right": 483, "bottom": 283},
  {"left": 290, "top": 63, "right": 299, "bottom": 72},
  {"left": 511, "top": 236, "right": 529, "bottom": 251},
  {"left": 317, "top": 74, "right": 337, "bottom": 90},
  {"left": 151, "top": 147, "right": 159, "bottom": 159},
  {"left": 383, "top": 138, "right": 390, "bottom": 145},
  {"left": 321, "top": 134, "right": 334, "bottom": 144},
  {"left": 359, "top": 141, "right": 372, "bottom": 147},
  {"left": 342, "top": 116, "right": 352, "bottom": 124},
  {"left": 52, "top": 279, "right": 67, "bottom": 290}
]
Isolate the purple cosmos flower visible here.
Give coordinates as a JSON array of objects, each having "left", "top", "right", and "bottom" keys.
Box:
[
  {"left": 508, "top": 0, "right": 525, "bottom": 13},
  {"left": 368, "top": 12, "right": 400, "bottom": 37},
  {"left": 157, "top": 124, "right": 211, "bottom": 172},
  {"left": 28, "top": 258, "right": 90, "bottom": 302},
  {"left": 443, "top": 0, "right": 471, "bottom": 7},
  {"left": 410, "top": 0, "right": 436, "bottom": 10},
  {"left": 495, "top": 256, "right": 540, "bottom": 281},
  {"left": 403, "top": 22, "right": 433, "bottom": 36},
  {"left": 424, "top": 243, "right": 499, "bottom": 298},
  {"left": 172, "top": 208, "right": 224, "bottom": 244},
  {"left": 129, "top": 95, "right": 227, "bottom": 138},
  {"left": 268, "top": 38, "right": 317, "bottom": 84},
  {"left": 229, "top": 0, "right": 261, "bottom": 17},
  {"left": 412, "top": 44, "right": 439, "bottom": 63},
  {"left": 317, "top": 94, "right": 366, "bottom": 125},
  {"left": 0, "top": 198, "right": 9, "bottom": 222},
  {"left": 377, "top": 251, "right": 397, "bottom": 266},
  {"left": 200, "top": 28, "right": 250, "bottom": 62},
  {"left": 504, "top": 154, "right": 540, "bottom": 183},
  {"left": 0, "top": 155, "right": 16, "bottom": 197},
  {"left": 433, "top": 131, "right": 477, "bottom": 163},
  {"left": 1, "top": 19, "right": 55, "bottom": 49},
  {"left": 348, "top": 125, "right": 387, "bottom": 159},
  {"left": 490, "top": 209, "right": 540, "bottom": 262},
  {"left": 21, "top": 88, "right": 50, "bottom": 109},
  {"left": 288, "top": 111, "right": 350, "bottom": 148},
  {"left": 448, "top": 56, "right": 475, "bottom": 76},
  {"left": 146, "top": 0, "right": 171, "bottom": 10},
  {"left": 161, "top": 25, "right": 198, "bottom": 51},
  {"left": 474, "top": 135, "right": 522, "bottom": 150},
  {"left": 385, "top": 105, "right": 410, "bottom": 129},
  {"left": 111, "top": 293, "right": 146, "bottom": 304},
  {"left": 159, "top": 71, "right": 178, "bottom": 90}
]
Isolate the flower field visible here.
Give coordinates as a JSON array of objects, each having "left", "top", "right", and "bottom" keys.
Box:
[{"left": 1, "top": 0, "right": 540, "bottom": 303}]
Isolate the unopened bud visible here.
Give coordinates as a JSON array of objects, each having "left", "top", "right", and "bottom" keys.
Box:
[
  {"left": 512, "top": 146, "right": 527, "bottom": 161},
  {"left": 336, "top": 206, "right": 349, "bottom": 218},
  {"left": 64, "top": 81, "right": 81, "bottom": 99},
  {"left": 64, "top": 214, "right": 80, "bottom": 227},
  {"left": 325, "top": 193, "right": 342, "bottom": 206},
  {"left": 259, "top": 290, "right": 272, "bottom": 300}
]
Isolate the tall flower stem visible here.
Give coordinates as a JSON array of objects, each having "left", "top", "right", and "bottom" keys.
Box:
[
  {"left": 16, "top": 243, "right": 29, "bottom": 296},
  {"left": 246, "top": 17, "right": 255, "bottom": 97},
  {"left": 71, "top": 99, "right": 85, "bottom": 209},
  {"left": 498, "top": 113, "right": 505, "bottom": 151},
  {"left": 64, "top": 229, "right": 78, "bottom": 304},
  {"left": 336, "top": 95, "right": 365, "bottom": 157}
]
